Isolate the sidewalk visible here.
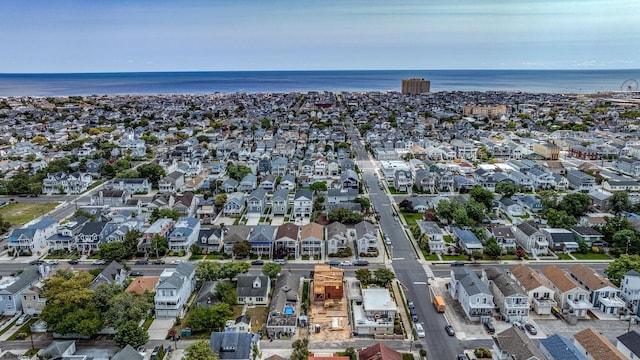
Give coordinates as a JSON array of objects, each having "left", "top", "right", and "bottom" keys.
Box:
[{"left": 390, "top": 279, "right": 414, "bottom": 341}]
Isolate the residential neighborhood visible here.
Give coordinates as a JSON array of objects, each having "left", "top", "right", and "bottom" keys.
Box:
[{"left": 0, "top": 89, "right": 639, "bottom": 359}]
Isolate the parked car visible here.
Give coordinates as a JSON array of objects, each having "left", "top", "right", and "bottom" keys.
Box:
[
  {"left": 135, "top": 259, "right": 148, "bottom": 265},
  {"left": 67, "top": 259, "right": 78, "bottom": 265},
  {"left": 171, "top": 260, "right": 182, "bottom": 265},
  {"left": 445, "top": 325, "right": 455, "bottom": 336},
  {"left": 407, "top": 299, "right": 415, "bottom": 309},
  {"left": 354, "top": 260, "right": 369, "bottom": 266},
  {"left": 130, "top": 271, "right": 144, "bottom": 277},
  {"left": 410, "top": 309, "right": 418, "bottom": 322},
  {"left": 484, "top": 321, "right": 495, "bottom": 334},
  {"left": 45, "top": 260, "right": 59, "bottom": 265},
  {"left": 450, "top": 261, "right": 465, "bottom": 267},
  {"left": 273, "top": 258, "right": 287, "bottom": 265},
  {"left": 92, "top": 260, "right": 106, "bottom": 265},
  {"left": 340, "top": 260, "right": 352, "bottom": 266},
  {"left": 251, "top": 260, "right": 264, "bottom": 265},
  {"left": 414, "top": 323, "right": 425, "bottom": 338},
  {"left": 524, "top": 323, "right": 537, "bottom": 335},
  {"left": 326, "top": 260, "right": 340, "bottom": 266},
  {"left": 29, "top": 260, "right": 44, "bottom": 265},
  {"left": 457, "top": 355, "right": 466, "bottom": 360},
  {"left": 16, "top": 314, "right": 31, "bottom": 326},
  {"left": 150, "top": 346, "right": 160, "bottom": 360},
  {"left": 153, "top": 259, "right": 165, "bottom": 265}
]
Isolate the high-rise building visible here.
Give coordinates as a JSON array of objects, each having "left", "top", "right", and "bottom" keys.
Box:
[{"left": 401, "top": 78, "right": 431, "bottom": 94}]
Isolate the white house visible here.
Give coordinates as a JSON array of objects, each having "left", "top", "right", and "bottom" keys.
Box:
[
  {"left": 236, "top": 274, "right": 270, "bottom": 306},
  {"left": 621, "top": 270, "right": 640, "bottom": 314},
  {"left": 293, "top": 189, "right": 313, "bottom": 218},
  {"left": 449, "top": 267, "right": 494, "bottom": 322},
  {"left": 509, "top": 264, "right": 557, "bottom": 315},
  {"left": 354, "top": 221, "right": 378, "bottom": 257},
  {"left": 482, "top": 267, "right": 529, "bottom": 323},
  {"left": 8, "top": 217, "right": 59, "bottom": 256},
  {"left": 167, "top": 217, "right": 201, "bottom": 252},
  {"left": 154, "top": 262, "right": 196, "bottom": 318}
]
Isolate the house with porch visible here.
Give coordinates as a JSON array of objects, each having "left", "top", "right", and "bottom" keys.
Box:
[
  {"left": 513, "top": 222, "right": 548, "bottom": 256},
  {"left": 158, "top": 171, "right": 184, "bottom": 193},
  {"left": 482, "top": 267, "right": 529, "bottom": 323},
  {"left": 224, "top": 192, "right": 246, "bottom": 216},
  {"left": 293, "top": 189, "right": 313, "bottom": 219},
  {"left": 223, "top": 226, "right": 252, "bottom": 256},
  {"left": 539, "top": 265, "right": 591, "bottom": 319},
  {"left": 247, "top": 188, "right": 268, "bottom": 214},
  {"left": 451, "top": 226, "right": 483, "bottom": 255},
  {"left": 154, "top": 262, "right": 196, "bottom": 318},
  {"left": 167, "top": 217, "right": 200, "bottom": 253},
  {"left": 300, "top": 222, "right": 324, "bottom": 259},
  {"left": 248, "top": 225, "right": 276, "bottom": 258},
  {"left": 7, "top": 217, "right": 58, "bottom": 256},
  {"left": 0, "top": 266, "right": 41, "bottom": 315},
  {"left": 415, "top": 221, "right": 445, "bottom": 254},
  {"left": 508, "top": 264, "right": 557, "bottom": 315},
  {"left": 271, "top": 188, "right": 289, "bottom": 216},
  {"left": 568, "top": 264, "right": 625, "bottom": 315},
  {"left": 449, "top": 267, "right": 494, "bottom": 322},
  {"left": 354, "top": 221, "right": 378, "bottom": 257},
  {"left": 326, "top": 222, "right": 349, "bottom": 255},
  {"left": 621, "top": 270, "right": 640, "bottom": 313},
  {"left": 274, "top": 223, "right": 299, "bottom": 259},
  {"left": 75, "top": 221, "right": 118, "bottom": 255}
]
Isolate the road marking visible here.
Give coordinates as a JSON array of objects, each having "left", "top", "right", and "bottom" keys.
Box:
[
  {"left": 392, "top": 257, "right": 405, "bottom": 261},
  {"left": 413, "top": 281, "right": 427, "bottom": 285}
]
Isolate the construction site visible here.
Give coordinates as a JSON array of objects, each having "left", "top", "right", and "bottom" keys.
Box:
[{"left": 308, "top": 264, "right": 352, "bottom": 341}]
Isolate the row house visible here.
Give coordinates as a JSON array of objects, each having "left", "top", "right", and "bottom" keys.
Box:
[
  {"left": 482, "top": 267, "right": 529, "bottom": 323},
  {"left": 8, "top": 217, "right": 58, "bottom": 255},
  {"left": 613, "top": 157, "right": 640, "bottom": 177},
  {"left": 489, "top": 227, "right": 517, "bottom": 251},
  {"left": 249, "top": 225, "right": 276, "bottom": 258},
  {"left": 21, "top": 284, "right": 47, "bottom": 316},
  {"left": 449, "top": 267, "right": 494, "bottom": 322},
  {"left": 223, "top": 225, "right": 252, "bottom": 256},
  {"left": 569, "top": 145, "right": 599, "bottom": 160},
  {"left": 340, "top": 169, "right": 359, "bottom": 190},
  {"left": 293, "top": 189, "right": 313, "bottom": 218},
  {"left": 602, "top": 180, "right": 640, "bottom": 192},
  {"left": 621, "top": 270, "right": 640, "bottom": 313},
  {"left": 259, "top": 174, "right": 277, "bottom": 192},
  {"left": 568, "top": 264, "right": 625, "bottom": 315},
  {"left": 271, "top": 188, "right": 289, "bottom": 216},
  {"left": 300, "top": 222, "right": 324, "bottom": 259},
  {"left": 47, "top": 216, "right": 91, "bottom": 252},
  {"left": 239, "top": 173, "right": 258, "bottom": 192},
  {"left": 566, "top": 170, "right": 596, "bottom": 192},
  {"left": 140, "top": 218, "right": 174, "bottom": 254},
  {"left": 197, "top": 226, "right": 224, "bottom": 253},
  {"left": 450, "top": 139, "right": 477, "bottom": 160},
  {"left": 111, "top": 178, "right": 152, "bottom": 194},
  {"left": 274, "top": 223, "right": 299, "bottom": 259},
  {"left": 354, "top": 221, "right": 377, "bottom": 256},
  {"left": 508, "top": 264, "right": 557, "bottom": 315},
  {"left": 90, "top": 190, "right": 131, "bottom": 207},
  {"left": 539, "top": 265, "right": 591, "bottom": 319},
  {"left": 508, "top": 170, "right": 532, "bottom": 191},
  {"left": 42, "top": 172, "right": 93, "bottom": 195},
  {"left": 393, "top": 169, "right": 413, "bottom": 192},
  {"left": 326, "top": 222, "right": 349, "bottom": 255},
  {"left": 167, "top": 217, "right": 200, "bottom": 252},
  {"left": 247, "top": 188, "right": 268, "bottom": 214},
  {"left": 278, "top": 174, "right": 296, "bottom": 191},
  {"left": 0, "top": 266, "right": 41, "bottom": 315}
]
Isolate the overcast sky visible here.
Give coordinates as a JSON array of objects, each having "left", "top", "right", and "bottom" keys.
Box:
[{"left": 1, "top": 0, "right": 638, "bottom": 73}]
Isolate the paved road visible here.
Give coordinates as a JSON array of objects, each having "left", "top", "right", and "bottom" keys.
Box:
[{"left": 348, "top": 128, "right": 463, "bottom": 359}]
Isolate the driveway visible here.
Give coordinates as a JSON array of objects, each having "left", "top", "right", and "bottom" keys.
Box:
[{"left": 147, "top": 318, "right": 175, "bottom": 341}]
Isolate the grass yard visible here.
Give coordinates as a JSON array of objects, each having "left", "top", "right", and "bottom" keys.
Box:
[
  {"left": 572, "top": 252, "right": 612, "bottom": 260},
  {"left": 400, "top": 210, "right": 423, "bottom": 226},
  {"left": 555, "top": 253, "right": 573, "bottom": 260},
  {"left": 422, "top": 252, "right": 440, "bottom": 261},
  {"left": 441, "top": 254, "right": 467, "bottom": 261},
  {"left": 0, "top": 202, "right": 59, "bottom": 226},
  {"left": 233, "top": 305, "right": 268, "bottom": 332}
]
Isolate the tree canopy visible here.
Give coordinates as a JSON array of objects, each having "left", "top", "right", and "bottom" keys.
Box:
[
  {"left": 605, "top": 254, "right": 640, "bottom": 286},
  {"left": 327, "top": 208, "right": 363, "bottom": 224},
  {"left": 184, "top": 340, "right": 219, "bottom": 360}
]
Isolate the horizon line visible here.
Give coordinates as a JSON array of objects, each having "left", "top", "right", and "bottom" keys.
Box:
[{"left": 1, "top": 68, "right": 640, "bottom": 76}]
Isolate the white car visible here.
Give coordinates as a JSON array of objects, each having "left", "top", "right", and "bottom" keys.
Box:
[
  {"left": 16, "top": 314, "right": 31, "bottom": 326},
  {"left": 340, "top": 261, "right": 352, "bottom": 266},
  {"left": 414, "top": 323, "right": 425, "bottom": 338},
  {"left": 46, "top": 260, "right": 59, "bottom": 265},
  {"left": 92, "top": 260, "right": 106, "bottom": 265},
  {"left": 171, "top": 260, "right": 182, "bottom": 265}
]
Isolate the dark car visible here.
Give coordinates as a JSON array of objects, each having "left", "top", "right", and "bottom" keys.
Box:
[
  {"left": 153, "top": 259, "right": 165, "bottom": 265},
  {"left": 326, "top": 260, "right": 340, "bottom": 266},
  {"left": 67, "top": 259, "right": 79, "bottom": 265},
  {"left": 450, "top": 261, "right": 465, "bottom": 267},
  {"left": 29, "top": 260, "right": 44, "bottom": 265},
  {"left": 130, "top": 271, "right": 144, "bottom": 277},
  {"left": 135, "top": 259, "right": 148, "bottom": 265},
  {"left": 410, "top": 309, "right": 418, "bottom": 322},
  {"left": 524, "top": 323, "right": 537, "bottom": 335},
  {"left": 407, "top": 299, "right": 415, "bottom": 309},
  {"left": 484, "top": 321, "right": 495, "bottom": 334},
  {"left": 354, "top": 260, "right": 369, "bottom": 266},
  {"left": 457, "top": 355, "right": 466, "bottom": 360},
  {"left": 150, "top": 346, "right": 160, "bottom": 360},
  {"left": 251, "top": 260, "right": 264, "bottom": 265},
  {"left": 445, "top": 325, "right": 455, "bottom": 336}
]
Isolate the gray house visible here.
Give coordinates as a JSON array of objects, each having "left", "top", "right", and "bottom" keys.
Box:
[
  {"left": 209, "top": 332, "right": 260, "bottom": 360},
  {"left": 482, "top": 267, "right": 529, "bottom": 323},
  {"left": 271, "top": 188, "right": 289, "bottom": 216},
  {"left": 247, "top": 188, "right": 268, "bottom": 214},
  {"left": 0, "top": 266, "right": 41, "bottom": 315}
]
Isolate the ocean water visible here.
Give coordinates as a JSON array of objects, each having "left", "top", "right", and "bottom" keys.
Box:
[{"left": 0, "top": 69, "right": 639, "bottom": 96}]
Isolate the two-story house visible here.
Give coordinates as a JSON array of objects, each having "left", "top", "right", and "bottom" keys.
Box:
[
  {"left": 21, "top": 284, "right": 47, "bottom": 315},
  {"left": 158, "top": 171, "right": 185, "bottom": 193},
  {"left": 90, "top": 261, "right": 128, "bottom": 289},
  {"left": 8, "top": 217, "right": 59, "bottom": 256},
  {"left": 490, "top": 227, "right": 517, "bottom": 252},
  {"left": 300, "top": 222, "right": 324, "bottom": 259},
  {"left": 224, "top": 192, "right": 246, "bottom": 217},
  {"left": 293, "top": 189, "right": 313, "bottom": 219},
  {"left": 236, "top": 274, "right": 270, "bottom": 306},
  {"left": 508, "top": 264, "right": 557, "bottom": 315},
  {"left": 271, "top": 189, "right": 289, "bottom": 216},
  {"left": 449, "top": 267, "right": 494, "bottom": 322},
  {"left": 513, "top": 222, "right": 548, "bottom": 256},
  {"left": 75, "top": 221, "right": 117, "bottom": 255},
  {"left": 326, "top": 222, "right": 349, "bottom": 255},
  {"left": 482, "top": 267, "right": 529, "bottom": 323},
  {"left": 0, "top": 266, "right": 41, "bottom": 315},
  {"left": 393, "top": 169, "right": 413, "bottom": 192},
  {"left": 248, "top": 225, "right": 276, "bottom": 258},
  {"left": 167, "top": 217, "right": 201, "bottom": 252},
  {"left": 223, "top": 226, "right": 252, "bottom": 256},
  {"left": 621, "top": 270, "right": 640, "bottom": 313},
  {"left": 247, "top": 188, "right": 268, "bottom": 214},
  {"left": 415, "top": 221, "right": 445, "bottom": 254},
  {"left": 239, "top": 174, "right": 258, "bottom": 192},
  {"left": 111, "top": 178, "right": 152, "bottom": 194},
  {"left": 47, "top": 216, "right": 90, "bottom": 252},
  {"left": 274, "top": 223, "right": 299, "bottom": 259},
  {"left": 354, "top": 221, "right": 378, "bottom": 257},
  {"left": 340, "top": 170, "right": 359, "bottom": 190},
  {"left": 352, "top": 287, "right": 397, "bottom": 336},
  {"left": 42, "top": 172, "right": 93, "bottom": 195},
  {"left": 566, "top": 170, "right": 596, "bottom": 192},
  {"left": 154, "top": 262, "right": 196, "bottom": 318}
]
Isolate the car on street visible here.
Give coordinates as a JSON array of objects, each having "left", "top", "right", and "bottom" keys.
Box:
[
  {"left": 407, "top": 299, "right": 415, "bottom": 309},
  {"left": 414, "top": 323, "right": 425, "bottom": 338},
  {"left": 135, "top": 259, "right": 148, "bottom": 265},
  {"left": 445, "top": 325, "right": 455, "bottom": 336},
  {"left": 273, "top": 258, "right": 287, "bottom": 265},
  {"left": 130, "top": 271, "right": 144, "bottom": 277},
  {"left": 92, "top": 260, "right": 106, "bottom": 265},
  {"left": 29, "top": 260, "right": 44, "bottom": 265},
  {"left": 153, "top": 259, "right": 165, "bottom": 265},
  {"left": 457, "top": 355, "right": 466, "bottom": 360},
  {"left": 150, "top": 346, "right": 160, "bottom": 360},
  {"left": 410, "top": 309, "right": 418, "bottom": 322},
  {"left": 67, "top": 259, "right": 78, "bottom": 265},
  {"left": 450, "top": 261, "right": 465, "bottom": 267},
  {"left": 326, "top": 260, "right": 340, "bottom": 266},
  {"left": 354, "top": 260, "right": 369, "bottom": 266},
  {"left": 171, "top": 260, "right": 182, "bottom": 265},
  {"left": 251, "top": 260, "right": 264, "bottom": 265},
  {"left": 46, "top": 260, "right": 59, "bottom": 265},
  {"left": 484, "top": 321, "right": 495, "bottom": 334},
  {"left": 340, "top": 260, "right": 352, "bottom": 266},
  {"left": 524, "top": 323, "right": 537, "bottom": 335},
  {"left": 16, "top": 314, "right": 31, "bottom": 326}
]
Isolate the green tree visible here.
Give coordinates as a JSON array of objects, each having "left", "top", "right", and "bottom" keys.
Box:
[
  {"left": 214, "top": 193, "right": 227, "bottom": 207},
  {"left": 597, "top": 216, "right": 635, "bottom": 243},
  {"left": 92, "top": 282, "right": 124, "bottom": 313},
  {"left": 452, "top": 207, "right": 474, "bottom": 227},
  {"left": 41, "top": 271, "right": 103, "bottom": 337},
  {"left": 309, "top": 181, "right": 328, "bottom": 192},
  {"left": 612, "top": 229, "right": 640, "bottom": 255},
  {"left": 232, "top": 240, "right": 251, "bottom": 258},
  {"left": 291, "top": 338, "right": 309, "bottom": 360},
  {"left": 373, "top": 268, "right": 395, "bottom": 287},
  {"left": 545, "top": 209, "right": 577, "bottom": 228},
  {"left": 123, "top": 229, "right": 141, "bottom": 257},
  {"left": 605, "top": 254, "right": 640, "bottom": 286},
  {"left": 186, "top": 302, "right": 234, "bottom": 332},
  {"left": 112, "top": 158, "right": 131, "bottom": 174},
  {"left": 495, "top": 182, "right": 519, "bottom": 198},
  {"left": 227, "top": 164, "right": 252, "bottom": 181},
  {"left": 483, "top": 237, "right": 502, "bottom": 258},
  {"left": 215, "top": 281, "right": 237, "bottom": 306},
  {"left": 558, "top": 193, "right": 591, "bottom": 217},
  {"left": 114, "top": 320, "right": 149, "bottom": 349},
  {"left": 354, "top": 197, "right": 371, "bottom": 212},
  {"left": 184, "top": 340, "right": 219, "bottom": 360},
  {"left": 464, "top": 198, "right": 486, "bottom": 223},
  {"left": 149, "top": 208, "right": 180, "bottom": 223},
  {"left": 136, "top": 163, "right": 166, "bottom": 187},
  {"left": 469, "top": 185, "right": 494, "bottom": 209},
  {"left": 355, "top": 268, "right": 373, "bottom": 285},
  {"left": 261, "top": 262, "right": 281, "bottom": 281},
  {"left": 219, "top": 261, "right": 251, "bottom": 281},
  {"left": 436, "top": 199, "right": 460, "bottom": 223},
  {"left": 327, "top": 208, "right": 363, "bottom": 224},
  {"left": 609, "top": 191, "right": 633, "bottom": 215},
  {"left": 104, "top": 291, "right": 153, "bottom": 329},
  {"left": 196, "top": 261, "right": 222, "bottom": 283},
  {"left": 98, "top": 242, "right": 128, "bottom": 261},
  {"left": 150, "top": 234, "right": 168, "bottom": 258}
]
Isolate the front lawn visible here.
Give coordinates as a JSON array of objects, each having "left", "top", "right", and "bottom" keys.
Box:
[
  {"left": 232, "top": 305, "right": 268, "bottom": 332},
  {"left": 572, "top": 252, "right": 612, "bottom": 260},
  {"left": 441, "top": 254, "right": 467, "bottom": 261},
  {"left": 388, "top": 187, "right": 408, "bottom": 195},
  {"left": 555, "top": 253, "right": 573, "bottom": 260},
  {"left": 400, "top": 210, "right": 423, "bottom": 226},
  {"left": 422, "top": 252, "right": 440, "bottom": 261},
  {"left": 0, "top": 202, "right": 60, "bottom": 226},
  {"left": 8, "top": 318, "right": 36, "bottom": 341}
]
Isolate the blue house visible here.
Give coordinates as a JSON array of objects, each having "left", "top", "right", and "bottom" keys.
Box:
[
  {"left": 539, "top": 334, "right": 586, "bottom": 360},
  {"left": 521, "top": 195, "right": 543, "bottom": 212},
  {"left": 248, "top": 225, "right": 276, "bottom": 258},
  {"left": 0, "top": 266, "right": 41, "bottom": 315},
  {"left": 450, "top": 226, "right": 483, "bottom": 254}
]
